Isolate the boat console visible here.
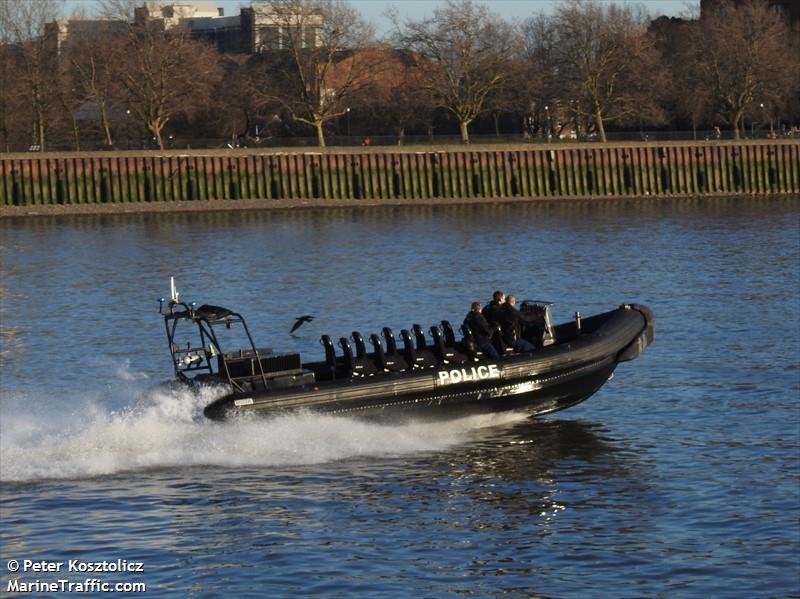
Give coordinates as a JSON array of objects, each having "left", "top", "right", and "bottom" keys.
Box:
[
  {"left": 160, "top": 278, "right": 314, "bottom": 393},
  {"left": 520, "top": 301, "right": 556, "bottom": 347}
]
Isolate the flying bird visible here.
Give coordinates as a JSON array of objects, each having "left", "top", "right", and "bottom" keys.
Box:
[{"left": 290, "top": 315, "right": 315, "bottom": 333}]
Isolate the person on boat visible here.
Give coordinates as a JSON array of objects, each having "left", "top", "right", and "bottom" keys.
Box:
[
  {"left": 482, "top": 290, "right": 505, "bottom": 325},
  {"left": 500, "top": 294, "right": 536, "bottom": 353},
  {"left": 465, "top": 302, "right": 500, "bottom": 359}
]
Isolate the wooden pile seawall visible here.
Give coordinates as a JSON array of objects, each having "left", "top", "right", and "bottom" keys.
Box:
[{"left": 1, "top": 141, "right": 798, "bottom": 209}]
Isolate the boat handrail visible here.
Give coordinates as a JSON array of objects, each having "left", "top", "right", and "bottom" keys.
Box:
[{"left": 161, "top": 278, "right": 271, "bottom": 390}]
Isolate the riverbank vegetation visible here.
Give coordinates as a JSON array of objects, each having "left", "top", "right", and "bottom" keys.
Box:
[{"left": 0, "top": 0, "right": 798, "bottom": 151}]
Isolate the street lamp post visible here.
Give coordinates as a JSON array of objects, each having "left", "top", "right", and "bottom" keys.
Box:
[{"left": 346, "top": 107, "right": 351, "bottom": 142}]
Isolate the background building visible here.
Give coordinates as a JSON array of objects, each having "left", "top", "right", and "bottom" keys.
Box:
[
  {"left": 133, "top": 1, "right": 322, "bottom": 53},
  {"left": 44, "top": 18, "right": 128, "bottom": 55},
  {"left": 700, "top": 0, "right": 800, "bottom": 25}
]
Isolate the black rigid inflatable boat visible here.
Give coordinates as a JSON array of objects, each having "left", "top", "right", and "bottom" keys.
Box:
[{"left": 159, "top": 280, "right": 654, "bottom": 422}]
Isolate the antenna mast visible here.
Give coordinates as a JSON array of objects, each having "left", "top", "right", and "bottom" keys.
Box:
[{"left": 170, "top": 277, "right": 179, "bottom": 303}]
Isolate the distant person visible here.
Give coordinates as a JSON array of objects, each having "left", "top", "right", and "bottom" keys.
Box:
[
  {"left": 362, "top": 137, "right": 371, "bottom": 146},
  {"left": 499, "top": 294, "right": 535, "bottom": 353},
  {"left": 464, "top": 302, "right": 500, "bottom": 359},
  {"left": 714, "top": 125, "right": 721, "bottom": 139},
  {"left": 482, "top": 290, "right": 505, "bottom": 325}
]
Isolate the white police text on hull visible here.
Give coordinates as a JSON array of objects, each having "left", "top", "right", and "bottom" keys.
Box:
[{"left": 437, "top": 364, "right": 500, "bottom": 386}]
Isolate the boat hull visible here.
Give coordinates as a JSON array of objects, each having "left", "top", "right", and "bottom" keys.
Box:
[{"left": 202, "top": 304, "right": 653, "bottom": 422}]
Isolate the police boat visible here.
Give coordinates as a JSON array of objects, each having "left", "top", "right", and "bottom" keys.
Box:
[{"left": 159, "top": 279, "right": 654, "bottom": 422}]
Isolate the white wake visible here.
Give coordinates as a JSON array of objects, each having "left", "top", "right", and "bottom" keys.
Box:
[{"left": 0, "top": 367, "right": 527, "bottom": 483}]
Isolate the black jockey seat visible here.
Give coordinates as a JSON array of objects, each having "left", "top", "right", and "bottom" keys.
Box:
[
  {"left": 369, "top": 334, "right": 389, "bottom": 372},
  {"left": 340, "top": 336, "right": 377, "bottom": 377},
  {"left": 321, "top": 334, "right": 345, "bottom": 380},
  {"left": 441, "top": 320, "right": 458, "bottom": 346},
  {"left": 401, "top": 328, "right": 437, "bottom": 370},
  {"left": 430, "top": 325, "right": 468, "bottom": 365},
  {"left": 412, "top": 324, "right": 426, "bottom": 351},
  {"left": 351, "top": 331, "right": 368, "bottom": 359},
  {"left": 382, "top": 327, "right": 399, "bottom": 354},
  {"left": 381, "top": 328, "right": 410, "bottom": 372},
  {"left": 339, "top": 337, "right": 355, "bottom": 373},
  {"left": 460, "top": 324, "right": 484, "bottom": 360},
  {"left": 441, "top": 320, "right": 470, "bottom": 363},
  {"left": 400, "top": 329, "right": 416, "bottom": 367},
  {"left": 491, "top": 323, "right": 516, "bottom": 356},
  {"left": 411, "top": 324, "right": 440, "bottom": 368}
]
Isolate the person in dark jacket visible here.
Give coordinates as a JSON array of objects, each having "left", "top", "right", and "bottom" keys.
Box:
[
  {"left": 482, "top": 290, "right": 505, "bottom": 325},
  {"left": 499, "top": 294, "right": 535, "bottom": 352},
  {"left": 465, "top": 302, "right": 500, "bottom": 359}
]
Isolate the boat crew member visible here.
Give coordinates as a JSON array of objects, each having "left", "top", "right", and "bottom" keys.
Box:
[
  {"left": 465, "top": 302, "right": 500, "bottom": 359},
  {"left": 482, "top": 290, "right": 505, "bottom": 325},
  {"left": 500, "top": 294, "right": 536, "bottom": 353}
]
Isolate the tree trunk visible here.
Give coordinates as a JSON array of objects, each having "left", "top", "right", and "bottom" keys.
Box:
[
  {"left": 72, "top": 115, "right": 80, "bottom": 151},
  {"left": 100, "top": 103, "right": 113, "bottom": 147},
  {"left": 149, "top": 122, "right": 164, "bottom": 150},
  {"left": 37, "top": 111, "right": 46, "bottom": 151},
  {"left": 0, "top": 105, "right": 8, "bottom": 151},
  {"left": 459, "top": 120, "right": 470, "bottom": 144},
  {"left": 594, "top": 107, "right": 606, "bottom": 143},
  {"left": 315, "top": 120, "right": 326, "bottom": 148},
  {"left": 493, "top": 112, "right": 500, "bottom": 137},
  {"left": 732, "top": 109, "right": 743, "bottom": 140}
]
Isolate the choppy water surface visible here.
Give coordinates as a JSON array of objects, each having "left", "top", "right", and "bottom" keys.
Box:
[{"left": 1, "top": 199, "right": 798, "bottom": 597}]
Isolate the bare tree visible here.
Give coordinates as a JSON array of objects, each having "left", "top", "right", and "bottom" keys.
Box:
[
  {"left": 676, "top": 0, "right": 797, "bottom": 139},
  {"left": 348, "top": 48, "right": 434, "bottom": 143},
  {"left": 392, "top": 0, "right": 518, "bottom": 144},
  {"left": 115, "top": 20, "right": 221, "bottom": 149},
  {"left": 521, "top": 14, "right": 563, "bottom": 138},
  {"left": 482, "top": 54, "right": 544, "bottom": 138},
  {"left": 785, "top": 29, "right": 800, "bottom": 132},
  {"left": 251, "top": 0, "right": 376, "bottom": 147},
  {"left": 547, "top": 0, "right": 665, "bottom": 142},
  {"left": 197, "top": 54, "right": 281, "bottom": 144},
  {"left": 0, "top": 0, "right": 65, "bottom": 150},
  {"left": 649, "top": 14, "right": 706, "bottom": 138},
  {"left": 61, "top": 15, "right": 128, "bottom": 147},
  {"left": 0, "top": 31, "right": 19, "bottom": 150}
]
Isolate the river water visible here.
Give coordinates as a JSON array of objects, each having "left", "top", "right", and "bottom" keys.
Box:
[{"left": 1, "top": 198, "right": 798, "bottom": 597}]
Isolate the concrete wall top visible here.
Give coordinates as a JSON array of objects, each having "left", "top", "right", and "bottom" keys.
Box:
[{"left": 0, "top": 139, "right": 797, "bottom": 160}]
